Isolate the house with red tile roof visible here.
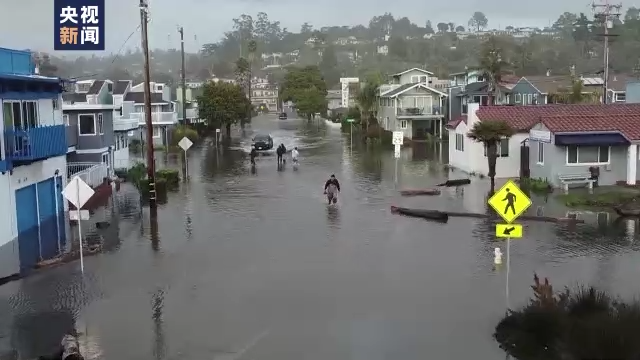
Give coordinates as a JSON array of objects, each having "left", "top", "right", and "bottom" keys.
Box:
[{"left": 447, "top": 102, "right": 640, "bottom": 186}]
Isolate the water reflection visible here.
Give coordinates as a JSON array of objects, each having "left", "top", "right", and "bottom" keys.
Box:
[
  {"left": 11, "top": 309, "right": 76, "bottom": 359},
  {"left": 326, "top": 206, "right": 340, "bottom": 229},
  {"left": 151, "top": 288, "right": 165, "bottom": 360}
]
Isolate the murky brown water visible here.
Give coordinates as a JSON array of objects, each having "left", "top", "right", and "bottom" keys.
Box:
[{"left": 1, "top": 115, "right": 640, "bottom": 360}]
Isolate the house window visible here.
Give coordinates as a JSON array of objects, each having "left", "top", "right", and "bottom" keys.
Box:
[
  {"left": 532, "top": 94, "right": 538, "bottom": 104},
  {"left": 616, "top": 92, "right": 626, "bottom": 102},
  {"left": 97, "top": 113, "right": 104, "bottom": 134},
  {"left": 152, "top": 126, "right": 161, "bottom": 138},
  {"left": 483, "top": 139, "right": 510, "bottom": 157},
  {"left": 101, "top": 153, "right": 109, "bottom": 167},
  {"left": 52, "top": 98, "right": 60, "bottom": 110},
  {"left": 455, "top": 133, "right": 465, "bottom": 151},
  {"left": 78, "top": 114, "right": 96, "bottom": 135},
  {"left": 400, "top": 120, "right": 408, "bottom": 129},
  {"left": 537, "top": 142, "right": 544, "bottom": 164},
  {"left": 419, "top": 75, "right": 427, "bottom": 83},
  {"left": 21, "top": 101, "right": 38, "bottom": 128},
  {"left": 527, "top": 94, "right": 533, "bottom": 104},
  {"left": 515, "top": 94, "right": 521, "bottom": 103},
  {"left": 411, "top": 76, "right": 420, "bottom": 83},
  {"left": 63, "top": 114, "right": 69, "bottom": 126},
  {"left": 566, "top": 146, "right": 610, "bottom": 165}
]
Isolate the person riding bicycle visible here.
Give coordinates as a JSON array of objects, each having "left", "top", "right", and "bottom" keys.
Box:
[
  {"left": 323, "top": 174, "right": 341, "bottom": 204},
  {"left": 291, "top": 147, "right": 299, "bottom": 164}
]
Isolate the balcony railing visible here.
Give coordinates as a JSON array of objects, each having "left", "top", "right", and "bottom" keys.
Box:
[
  {"left": 67, "top": 162, "right": 108, "bottom": 188},
  {"left": 113, "top": 116, "right": 139, "bottom": 132},
  {"left": 178, "top": 108, "right": 198, "bottom": 120},
  {"left": 130, "top": 112, "right": 178, "bottom": 125},
  {"left": 3, "top": 125, "right": 67, "bottom": 161},
  {"left": 396, "top": 106, "right": 443, "bottom": 116}
]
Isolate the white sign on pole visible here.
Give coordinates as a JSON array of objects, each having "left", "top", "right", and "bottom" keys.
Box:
[
  {"left": 62, "top": 176, "right": 94, "bottom": 274},
  {"left": 69, "top": 210, "right": 90, "bottom": 221},
  {"left": 394, "top": 144, "right": 401, "bottom": 158},
  {"left": 178, "top": 136, "right": 193, "bottom": 151},
  {"left": 216, "top": 128, "right": 221, "bottom": 133},
  {"left": 392, "top": 131, "right": 404, "bottom": 145},
  {"left": 62, "top": 176, "right": 94, "bottom": 209}
]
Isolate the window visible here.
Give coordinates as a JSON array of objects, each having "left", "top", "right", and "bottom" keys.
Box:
[
  {"left": 152, "top": 126, "right": 161, "bottom": 138},
  {"left": 63, "top": 114, "right": 69, "bottom": 126},
  {"left": 527, "top": 94, "right": 533, "bottom": 105},
  {"left": 411, "top": 75, "right": 419, "bottom": 83},
  {"left": 102, "top": 153, "right": 109, "bottom": 166},
  {"left": 419, "top": 75, "right": 427, "bottom": 83},
  {"left": 537, "top": 142, "right": 544, "bottom": 164},
  {"left": 20, "top": 101, "right": 38, "bottom": 128},
  {"left": 455, "top": 133, "right": 464, "bottom": 151},
  {"left": 78, "top": 114, "right": 96, "bottom": 135},
  {"left": 515, "top": 94, "right": 521, "bottom": 103},
  {"left": 483, "top": 139, "right": 510, "bottom": 157},
  {"left": 107, "top": 83, "right": 113, "bottom": 92},
  {"left": 97, "top": 114, "right": 104, "bottom": 134},
  {"left": 399, "top": 120, "right": 407, "bottom": 129},
  {"left": 616, "top": 92, "right": 626, "bottom": 102},
  {"left": 566, "top": 146, "right": 610, "bottom": 165},
  {"left": 52, "top": 98, "right": 60, "bottom": 110}
]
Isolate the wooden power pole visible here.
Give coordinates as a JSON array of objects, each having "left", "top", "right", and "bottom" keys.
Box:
[
  {"left": 139, "top": 0, "right": 157, "bottom": 211},
  {"left": 178, "top": 26, "right": 188, "bottom": 124},
  {"left": 592, "top": 0, "right": 621, "bottom": 103}
]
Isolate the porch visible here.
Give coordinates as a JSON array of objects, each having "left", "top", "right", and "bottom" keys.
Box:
[
  {"left": 0, "top": 125, "right": 68, "bottom": 172},
  {"left": 67, "top": 162, "right": 109, "bottom": 188}
]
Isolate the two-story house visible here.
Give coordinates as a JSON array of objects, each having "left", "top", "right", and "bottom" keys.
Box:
[
  {"left": 509, "top": 74, "right": 604, "bottom": 105},
  {"left": 447, "top": 70, "right": 518, "bottom": 123},
  {"left": 251, "top": 78, "right": 279, "bottom": 113},
  {"left": 0, "top": 47, "right": 69, "bottom": 279},
  {"left": 175, "top": 84, "right": 201, "bottom": 125},
  {"left": 125, "top": 82, "right": 177, "bottom": 146},
  {"left": 377, "top": 68, "right": 447, "bottom": 140},
  {"left": 62, "top": 79, "right": 138, "bottom": 183}
]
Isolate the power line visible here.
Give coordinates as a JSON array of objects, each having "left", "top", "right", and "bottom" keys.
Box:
[{"left": 592, "top": 0, "right": 622, "bottom": 103}]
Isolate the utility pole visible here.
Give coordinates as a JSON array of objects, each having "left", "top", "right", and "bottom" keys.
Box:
[
  {"left": 139, "top": 0, "right": 157, "bottom": 212},
  {"left": 592, "top": 0, "right": 621, "bottom": 104},
  {"left": 178, "top": 26, "right": 188, "bottom": 125}
]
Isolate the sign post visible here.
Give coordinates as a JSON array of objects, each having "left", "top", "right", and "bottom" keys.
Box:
[
  {"left": 488, "top": 179, "right": 531, "bottom": 311},
  {"left": 392, "top": 131, "right": 403, "bottom": 184},
  {"left": 346, "top": 118, "right": 355, "bottom": 152},
  {"left": 177, "top": 136, "right": 193, "bottom": 179},
  {"left": 62, "top": 176, "right": 95, "bottom": 274},
  {"left": 215, "top": 128, "right": 220, "bottom": 148}
]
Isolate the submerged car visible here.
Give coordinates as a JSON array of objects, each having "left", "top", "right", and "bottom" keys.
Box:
[
  {"left": 252, "top": 134, "right": 274, "bottom": 150},
  {"left": 278, "top": 112, "right": 287, "bottom": 120}
]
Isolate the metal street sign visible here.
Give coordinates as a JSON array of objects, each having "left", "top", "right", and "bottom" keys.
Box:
[
  {"left": 216, "top": 128, "right": 221, "bottom": 133},
  {"left": 392, "top": 131, "right": 404, "bottom": 145},
  {"left": 394, "top": 144, "right": 401, "bottom": 158},
  {"left": 488, "top": 180, "right": 532, "bottom": 223},
  {"left": 346, "top": 118, "right": 355, "bottom": 123},
  {"left": 69, "top": 210, "right": 90, "bottom": 221},
  {"left": 178, "top": 136, "right": 193, "bottom": 151},
  {"left": 495, "top": 224, "right": 523, "bottom": 238},
  {"left": 62, "top": 176, "right": 95, "bottom": 209}
]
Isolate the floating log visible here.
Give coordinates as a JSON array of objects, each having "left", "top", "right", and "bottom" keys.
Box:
[
  {"left": 614, "top": 206, "right": 640, "bottom": 217},
  {"left": 399, "top": 188, "right": 441, "bottom": 196},
  {"left": 390, "top": 206, "right": 449, "bottom": 223},
  {"left": 391, "top": 207, "right": 584, "bottom": 224},
  {"left": 437, "top": 179, "right": 471, "bottom": 187}
]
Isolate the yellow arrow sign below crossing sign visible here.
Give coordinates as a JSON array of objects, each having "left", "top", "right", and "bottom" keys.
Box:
[
  {"left": 496, "top": 224, "right": 523, "bottom": 238},
  {"left": 488, "top": 180, "right": 532, "bottom": 223}
]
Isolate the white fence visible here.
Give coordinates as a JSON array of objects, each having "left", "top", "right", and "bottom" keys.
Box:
[
  {"left": 130, "top": 112, "right": 177, "bottom": 125},
  {"left": 67, "top": 162, "right": 108, "bottom": 188}
]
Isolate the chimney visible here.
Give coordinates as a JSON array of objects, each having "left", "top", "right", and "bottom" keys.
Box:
[{"left": 546, "top": 69, "right": 550, "bottom": 76}]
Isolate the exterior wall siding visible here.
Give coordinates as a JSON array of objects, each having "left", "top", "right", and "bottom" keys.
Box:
[
  {"left": 510, "top": 79, "right": 545, "bottom": 105},
  {"left": 397, "top": 70, "right": 430, "bottom": 85},
  {"left": 64, "top": 110, "right": 115, "bottom": 150},
  {"left": 529, "top": 124, "right": 639, "bottom": 187}
]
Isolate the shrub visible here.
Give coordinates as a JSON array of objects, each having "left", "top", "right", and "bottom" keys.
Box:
[
  {"left": 519, "top": 177, "right": 553, "bottom": 195},
  {"left": 156, "top": 169, "right": 180, "bottom": 190},
  {"left": 171, "top": 125, "right": 199, "bottom": 146},
  {"left": 364, "top": 125, "right": 392, "bottom": 146},
  {"left": 129, "top": 139, "right": 143, "bottom": 153}
]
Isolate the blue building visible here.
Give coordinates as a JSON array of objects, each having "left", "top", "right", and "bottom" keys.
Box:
[{"left": 0, "top": 47, "right": 68, "bottom": 279}]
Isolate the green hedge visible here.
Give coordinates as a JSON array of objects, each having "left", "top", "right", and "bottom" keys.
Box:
[{"left": 156, "top": 169, "right": 180, "bottom": 190}]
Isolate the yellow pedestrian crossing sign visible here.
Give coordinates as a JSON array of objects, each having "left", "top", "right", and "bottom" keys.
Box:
[
  {"left": 495, "top": 224, "right": 523, "bottom": 238},
  {"left": 488, "top": 180, "right": 531, "bottom": 223}
]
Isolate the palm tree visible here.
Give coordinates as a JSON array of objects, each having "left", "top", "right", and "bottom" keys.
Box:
[
  {"left": 356, "top": 81, "right": 380, "bottom": 131},
  {"left": 467, "top": 120, "right": 515, "bottom": 192},
  {"left": 234, "top": 57, "right": 250, "bottom": 128},
  {"left": 477, "top": 36, "right": 511, "bottom": 105}
]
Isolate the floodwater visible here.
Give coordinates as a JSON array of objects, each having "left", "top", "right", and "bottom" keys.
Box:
[{"left": 2, "top": 114, "right": 640, "bottom": 360}]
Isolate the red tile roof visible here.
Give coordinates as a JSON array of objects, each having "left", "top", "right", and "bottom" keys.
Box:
[
  {"left": 540, "top": 114, "right": 640, "bottom": 141},
  {"left": 446, "top": 104, "right": 640, "bottom": 136}
]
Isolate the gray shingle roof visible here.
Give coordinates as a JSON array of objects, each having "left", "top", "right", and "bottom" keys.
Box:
[
  {"left": 124, "top": 92, "right": 166, "bottom": 103},
  {"left": 113, "top": 80, "right": 130, "bottom": 95},
  {"left": 62, "top": 93, "right": 87, "bottom": 103},
  {"left": 87, "top": 80, "right": 105, "bottom": 94}
]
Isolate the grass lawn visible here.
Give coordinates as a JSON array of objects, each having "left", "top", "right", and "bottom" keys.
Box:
[{"left": 556, "top": 186, "right": 640, "bottom": 208}]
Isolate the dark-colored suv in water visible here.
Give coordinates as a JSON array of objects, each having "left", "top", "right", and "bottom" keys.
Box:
[
  {"left": 252, "top": 134, "right": 274, "bottom": 150},
  {"left": 278, "top": 112, "right": 287, "bottom": 120}
]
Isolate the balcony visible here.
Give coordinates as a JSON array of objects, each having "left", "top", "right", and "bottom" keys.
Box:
[
  {"left": 177, "top": 108, "right": 198, "bottom": 120},
  {"left": 113, "top": 116, "right": 139, "bottom": 132},
  {"left": 131, "top": 112, "right": 177, "bottom": 125},
  {"left": 2, "top": 125, "right": 67, "bottom": 163},
  {"left": 396, "top": 106, "right": 443, "bottom": 117}
]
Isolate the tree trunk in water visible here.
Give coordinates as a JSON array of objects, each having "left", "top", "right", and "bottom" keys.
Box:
[{"left": 487, "top": 141, "right": 498, "bottom": 192}]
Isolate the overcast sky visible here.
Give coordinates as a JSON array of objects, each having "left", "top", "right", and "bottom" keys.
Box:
[{"left": 0, "top": 0, "right": 602, "bottom": 55}]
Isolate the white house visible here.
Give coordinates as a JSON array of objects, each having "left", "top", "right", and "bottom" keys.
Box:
[
  {"left": 0, "top": 47, "right": 69, "bottom": 279},
  {"left": 447, "top": 103, "right": 527, "bottom": 178}
]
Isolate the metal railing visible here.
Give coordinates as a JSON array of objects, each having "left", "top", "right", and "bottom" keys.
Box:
[
  {"left": 67, "top": 162, "right": 108, "bottom": 188},
  {"left": 130, "top": 112, "right": 178, "bottom": 125},
  {"left": 396, "top": 106, "right": 442, "bottom": 116},
  {"left": 113, "top": 116, "right": 139, "bottom": 131}
]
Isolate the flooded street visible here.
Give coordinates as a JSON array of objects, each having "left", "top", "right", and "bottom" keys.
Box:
[{"left": 2, "top": 114, "right": 640, "bottom": 360}]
